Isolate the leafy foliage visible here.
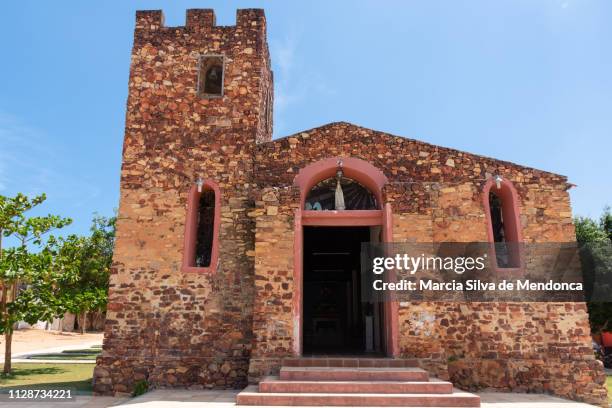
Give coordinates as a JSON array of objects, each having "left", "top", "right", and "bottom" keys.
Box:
[
  {"left": 574, "top": 208, "right": 612, "bottom": 335},
  {"left": 601, "top": 206, "right": 612, "bottom": 242},
  {"left": 0, "top": 193, "right": 72, "bottom": 373},
  {"left": 55, "top": 216, "right": 115, "bottom": 332},
  {"left": 575, "top": 216, "right": 610, "bottom": 244},
  {"left": 0, "top": 193, "right": 115, "bottom": 374},
  {"left": 132, "top": 379, "right": 149, "bottom": 397}
]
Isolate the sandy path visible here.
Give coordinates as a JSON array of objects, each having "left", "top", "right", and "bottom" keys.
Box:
[{"left": 0, "top": 328, "right": 103, "bottom": 357}]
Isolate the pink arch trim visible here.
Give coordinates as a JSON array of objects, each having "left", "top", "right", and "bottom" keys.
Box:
[
  {"left": 293, "top": 157, "right": 388, "bottom": 208},
  {"left": 181, "top": 180, "right": 221, "bottom": 274},
  {"left": 482, "top": 177, "right": 524, "bottom": 271},
  {"left": 482, "top": 177, "right": 523, "bottom": 244},
  {"left": 292, "top": 157, "right": 399, "bottom": 357}
]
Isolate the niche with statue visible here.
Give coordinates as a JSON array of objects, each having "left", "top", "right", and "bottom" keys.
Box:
[{"left": 304, "top": 165, "right": 379, "bottom": 211}]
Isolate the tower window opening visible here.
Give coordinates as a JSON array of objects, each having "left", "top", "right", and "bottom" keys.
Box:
[{"left": 198, "top": 55, "right": 224, "bottom": 97}]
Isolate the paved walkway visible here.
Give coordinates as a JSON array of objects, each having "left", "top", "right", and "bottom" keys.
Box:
[
  {"left": 0, "top": 329, "right": 103, "bottom": 359},
  {"left": 114, "top": 389, "right": 602, "bottom": 408},
  {"left": 0, "top": 394, "right": 128, "bottom": 408},
  {"left": 0, "top": 340, "right": 101, "bottom": 364},
  {"left": 478, "top": 392, "right": 602, "bottom": 407},
  {"left": 0, "top": 389, "right": 605, "bottom": 408}
]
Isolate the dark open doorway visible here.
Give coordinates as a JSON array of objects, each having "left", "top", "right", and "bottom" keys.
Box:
[{"left": 303, "top": 226, "right": 385, "bottom": 355}]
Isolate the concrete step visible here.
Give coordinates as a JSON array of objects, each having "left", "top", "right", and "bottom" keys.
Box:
[
  {"left": 279, "top": 366, "right": 429, "bottom": 382},
  {"left": 259, "top": 376, "right": 453, "bottom": 394},
  {"left": 237, "top": 385, "right": 481, "bottom": 407},
  {"left": 281, "top": 357, "right": 418, "bottom": 368}
]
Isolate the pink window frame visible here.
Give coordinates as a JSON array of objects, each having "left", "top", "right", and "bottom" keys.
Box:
[
  {"left": 482, "top": 177, "right": 524, "bottom": 273},
  {"left": 181, "top": 181, "right": 221, "bottom": 273}
]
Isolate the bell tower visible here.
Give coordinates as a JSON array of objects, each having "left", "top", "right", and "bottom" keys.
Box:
[{"left": 94, "top": 9, "right": 272, "bottom": 395}]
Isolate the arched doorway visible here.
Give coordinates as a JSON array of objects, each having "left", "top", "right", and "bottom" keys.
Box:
[{"left": 292, "top": 157, "right": 399, "bottom": 357}]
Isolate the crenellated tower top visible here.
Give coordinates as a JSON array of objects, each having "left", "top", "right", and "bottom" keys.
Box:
[
  {"left": 134, "top": 9, "right": 267, "bottom": 38},
  {"left": 125, "top": 8, "right": 273, "bottom": 148}
]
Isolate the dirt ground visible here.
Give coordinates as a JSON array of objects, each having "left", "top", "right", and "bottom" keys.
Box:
[{"left": 0, "top": 329, "right": 103, "bottom": 357}]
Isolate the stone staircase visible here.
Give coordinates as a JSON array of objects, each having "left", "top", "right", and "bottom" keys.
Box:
[{"left": 237, "top": 357, "right": 480, "bottom": 407}]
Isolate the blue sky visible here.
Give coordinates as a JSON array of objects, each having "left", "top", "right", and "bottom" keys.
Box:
[{"left": 0, "top": 0, "right": 610, "bottom": 240}]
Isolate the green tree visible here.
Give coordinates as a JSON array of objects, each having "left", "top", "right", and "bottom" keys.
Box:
[
  {"left": 0, "top": 193, "right": 71, "bottom": 373},
  {"left": 601, "top": 206, "right": 612, "bottom": 242},
  {"left": 56, "top": 216, "right": 114, "bottom": 334},
  {"left": 575, "top": 216, "right": 609, "bottom": 244},
  {"left": 575, "top": 208, "right": 612, "bottom": 336}
]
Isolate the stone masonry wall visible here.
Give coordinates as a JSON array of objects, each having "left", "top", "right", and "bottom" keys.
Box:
[
  {"left": 251, "top": 122, "right": 607, "bottom": 406},
  {"left": 392, "top": 212, "right": 606, "bottom": 405},
  {"left": 247, "top": 186, "right": 300, "bottom": 382},
  {"left": 94, "top": 9, "right": 272, "bottom": 395}
]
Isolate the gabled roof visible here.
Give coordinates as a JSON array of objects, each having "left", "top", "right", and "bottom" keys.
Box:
[{"left": 260, "top": 121, "right": 566, "bottom": 179}]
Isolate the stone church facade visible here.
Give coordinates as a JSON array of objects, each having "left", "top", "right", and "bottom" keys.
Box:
[{"left": 93, "top": 8, "right": 607, "bottom": 406}]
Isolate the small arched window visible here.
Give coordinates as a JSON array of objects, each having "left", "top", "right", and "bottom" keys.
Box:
[
  {"left": 195, "top": 190, "right": 215, "bottom": 267},
  {"left": 197, "top": 55, "right": 224, "bottom": 98},
  {"left": 484, "top": 177, "right": 522, "bottom": 268},
  {"left": 489, "top": 192, "right": 505, "bottom": 243},
  {"left": 182, "top": 181, "right": 221, "bottom": 273}
]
